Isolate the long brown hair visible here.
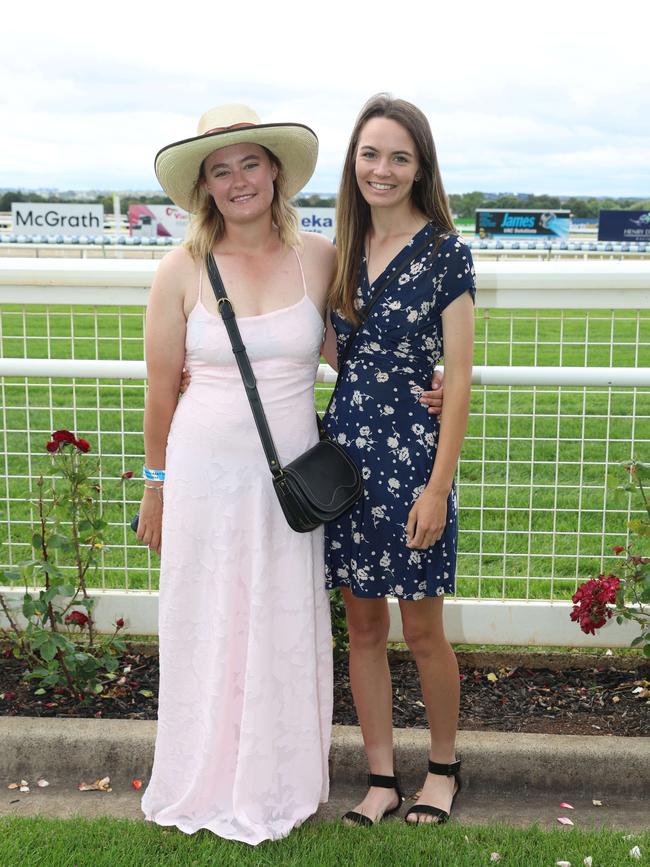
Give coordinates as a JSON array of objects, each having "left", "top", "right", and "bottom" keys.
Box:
[
  {"left": 331, "top": 93, "right": 456, "bottom": 322},
  {"left": 184, "top": 148, "right": 299, "bottom": 262}
]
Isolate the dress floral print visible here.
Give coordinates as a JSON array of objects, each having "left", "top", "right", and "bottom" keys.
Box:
[{"left": 323, "top": 224, "right": 476, "bottom": 599}]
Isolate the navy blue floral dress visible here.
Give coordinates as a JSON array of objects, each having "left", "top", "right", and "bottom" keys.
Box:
[{"left": 323, "top": 224, "right": 476, "bottom": 599}]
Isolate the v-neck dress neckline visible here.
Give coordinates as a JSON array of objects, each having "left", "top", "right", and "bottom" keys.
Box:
[{"left": 363, "top": 221, "right": 433, "bottom": 292}]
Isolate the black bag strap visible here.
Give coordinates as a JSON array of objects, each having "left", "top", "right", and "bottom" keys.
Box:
[{"left": 205, "top": 253, "right": 284, "bottom": 478}]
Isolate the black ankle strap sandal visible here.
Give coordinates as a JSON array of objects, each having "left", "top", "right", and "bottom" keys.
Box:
[
  {"left": 404, "top": 758, "right": 462, "bottom": 825},
  {"left": 342, "top": 773, "right": 405, "bottom": 827}
]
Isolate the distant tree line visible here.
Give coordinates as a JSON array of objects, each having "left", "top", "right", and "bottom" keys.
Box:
[
  {"left": 0, "top": 191, "right": 173, "bottom": 212},
  {"left": 447, "top": 192, "right": 650, "bottom": 219},
  {"left": 2, "top": 190, "right": 649, "bottom": 219}
]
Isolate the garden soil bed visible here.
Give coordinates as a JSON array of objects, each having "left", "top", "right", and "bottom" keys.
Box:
[{"left": 1, "top": 648, "right": 648, "bottom": 736}]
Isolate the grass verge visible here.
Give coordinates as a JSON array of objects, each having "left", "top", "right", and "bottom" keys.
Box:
[{"left": 0, "top": 817, "right": 647, "bottom": 867}]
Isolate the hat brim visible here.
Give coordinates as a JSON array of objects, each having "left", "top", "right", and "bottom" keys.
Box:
[{"left": 154, "top": 123, "right": 318, "bottom": 213}]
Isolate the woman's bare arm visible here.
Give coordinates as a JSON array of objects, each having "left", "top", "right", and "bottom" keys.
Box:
[
  {"left": 137, "top": 248, "right": 190, "bottom": 553},
  {"left": 406, "top": 292, "right": 474, "bottom": 548}
]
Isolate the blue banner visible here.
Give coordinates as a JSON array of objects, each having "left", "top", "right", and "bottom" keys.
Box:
[
  {"left": 598, "top": 210, "right": 650, "bottom": 243},
  {"left": 475, "top": 209, "right": 571, "bottom": 239}
]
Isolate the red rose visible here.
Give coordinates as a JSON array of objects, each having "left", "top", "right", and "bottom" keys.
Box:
[
  {"left": 52, "top": 429, "right": 76, "bottom": 445},
  {"left": 64, "top": 610, "right": 89, "bottom": 628},
  {"left": 115, "top": 618, "right": 125, "bottom": 629},
  {"left": 46, "top": 441, "right": 59, "bottom": 453},
  {"left": 612, "top": 546, "right": 626, "bottom": 555},
  {"left": 75, "top": 438, "right": 91, "bottom": 453},
  {"left": 570, "top": 574, "right": 620, "bottom": 635},
  {"left": 121, "top": 470, "right": 134, "bottom": 479}
]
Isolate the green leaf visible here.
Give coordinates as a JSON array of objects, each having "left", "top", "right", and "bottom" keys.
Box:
[
  {"left": 31, "top": 533, "right": 43, "bottom": 550},
  {"left": 58, "top": 585, "right": 76, "bottom": 597},
  {"left": 630, "top": 634, "right": 645, "bottom": 647},
  {"left": 2, "top": 570, "right": 21, "bottom": 582},
  {"left": 93, "top": 684, "right": 103, "bottom": 695},
  {"left": 138, "top": 689, "right": 153, "bottom": 698},
  {"left": 616, "top": 614, "right": 624, "bottom": 624},
  {"left": 22, "top": 594, "right": 35, "bottom": 618},
  {"left": 643, "top": 644, "right": 650, "bottom": 658},
  {"left": 78, "top": 520, "right": 92, "bottom": 533},
  {"left": 47, "top": 533, "right": 72, "bottom": 550},
  {"left": 39, "top": 640, "right": 57, "bottom": 662},
  {"left": 37, "top": 562, "right": 63, "bottom": 577},
  {"left": 34, "top": 688, "right": 46, "bottom": 696},
  {"left": 29, "top": 631, "right": 50, "bottom": 649}
]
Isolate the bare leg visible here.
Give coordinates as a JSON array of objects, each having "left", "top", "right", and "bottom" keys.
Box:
[
  {"left": 399, "top": 596, "right": 460, "bottom": 824},
  {"left": 342, "top": 587, "right": 400, "bottom": 822}
]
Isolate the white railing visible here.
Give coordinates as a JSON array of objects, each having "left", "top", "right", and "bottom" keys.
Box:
[{"left": 1, "top": 258, "right": 648, "bottom": 645}]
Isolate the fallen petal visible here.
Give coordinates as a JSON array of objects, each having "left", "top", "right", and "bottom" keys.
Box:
[
  {"left": 490, "top": 854, "right": 501, "bottom": 863},
  {"left": 486, "top": 672, "right": 498, "bottom": 683},
  {"left": 592, "top": 799, "right": 603, "bottom": 806},
  {"left": 557, "top": 817, "right": 574, "bottom": 826},
  {"left": 131, "top": 779, "right": 143, "bottom": 791},
  {"left": 559, "top": 802, "right": 574, "bottom": 809},
  {"left": 556, "top": 861, "right": 571, "bottom": 867},
  {"left": 630, "top": 846, "right": 641, "bottom": 859},
  {"left": 7, "top": 783, "right": 19, "bottom": 790},
  {"left": 78, "top": 776, "right": 112, "bottom": 793},
  {"left": 19, "top": 786, "right": 30, "bottom": 793},
  {"left": 584, "top": 858, "right": 593, "bottom": 867},
  {"left": 20, "top": 780, "right": 28, "bottom": 787},
  {"left": 37, "top": 779, "right": 49, "bottom": 788}
]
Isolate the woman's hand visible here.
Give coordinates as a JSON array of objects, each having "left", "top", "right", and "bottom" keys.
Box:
[
  {"left": 136, "top": 486, "right": 164, "bottom": 555},
  {"left": 179, "top": 367, "right": 191, "bottom": 395},
  {"left": 419, "top": 368, "right": 444, "bottom": 415},
  {"left": 405, "top": 488, "right": 448, "bottom": 549}
]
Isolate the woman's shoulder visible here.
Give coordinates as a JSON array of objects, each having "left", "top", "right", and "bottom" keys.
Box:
[
  {"left": 434, "top": 231, "right": 471, "bottom": 257},
  {"left": 151, "top": 245, "right": 199, "bottom": 297},
  {"left": 298, "top": 230, "right": 336, "bottom": 262}
]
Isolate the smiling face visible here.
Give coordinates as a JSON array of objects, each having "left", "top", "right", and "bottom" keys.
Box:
[
  {"left": 201, "top": 142, "right": 278, "bottom": 225},
  {"left": 354, "top": 117, "right": 421, "bottom": 212}
]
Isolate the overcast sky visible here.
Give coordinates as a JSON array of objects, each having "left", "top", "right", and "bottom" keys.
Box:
[{"left": 2, "top": 0, "right": 649, "bottom": 197}]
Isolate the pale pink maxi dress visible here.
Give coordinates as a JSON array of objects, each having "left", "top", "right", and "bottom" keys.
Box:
[{"left": 141, "top": 255, "right": 333, "bottom": 845}]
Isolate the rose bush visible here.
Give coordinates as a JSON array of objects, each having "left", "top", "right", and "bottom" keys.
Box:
[
  {"left": 571, "top": 460, "right": 650, "bottom": 656},
  {"left": 0, "top": 430, "right": 126, "bottom": 698}
]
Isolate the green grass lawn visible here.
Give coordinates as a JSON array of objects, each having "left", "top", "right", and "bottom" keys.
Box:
[
  {"left": 1, "top": 305, "right": 648, "bottom": 598},
  {"left": 1, "top": 816, "right": 648, "bottom": 867}
]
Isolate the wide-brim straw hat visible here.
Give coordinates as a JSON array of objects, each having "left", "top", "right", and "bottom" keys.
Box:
[{"left": 154, "top": 104, "right": 319, "bottom": 213}]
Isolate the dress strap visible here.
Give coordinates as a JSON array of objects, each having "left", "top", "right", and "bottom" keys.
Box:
[
  {"left": 293, "top": 247, "right": 308, "bottom": 298},
  {"left": 198, "top": 266, "right": 204, "bottom": 304}
]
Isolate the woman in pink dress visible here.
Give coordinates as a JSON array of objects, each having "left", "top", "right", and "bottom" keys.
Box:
[{"left": 137, "top": 104, "right": 335, "bottom": 844}]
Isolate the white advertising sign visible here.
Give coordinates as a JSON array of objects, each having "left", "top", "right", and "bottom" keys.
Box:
[
  {"left": 12, "top": 203, "right": 104, "bottom": 236},
  {"left": 296, "top": 207, "right": 335, "bottom": 241}
]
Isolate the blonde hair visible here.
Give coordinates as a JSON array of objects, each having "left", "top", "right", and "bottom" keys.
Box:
[
  {"left": 331, "top": 93, "right": 456, "bottom": 323},
  {"left": 184, "top": 148, "right": 300, "bottom": 261}
]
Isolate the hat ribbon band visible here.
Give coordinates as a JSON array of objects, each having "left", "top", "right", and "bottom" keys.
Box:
[{"left": 204, "top": 122, "right": 257, "bottom": 135}]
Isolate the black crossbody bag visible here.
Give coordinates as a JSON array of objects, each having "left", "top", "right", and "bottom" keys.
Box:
[{"left": 205, "top": 232, "right": 432, "bottom": 533}]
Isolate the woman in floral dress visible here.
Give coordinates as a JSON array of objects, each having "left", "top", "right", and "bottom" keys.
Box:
[{"left": 323, "top": 94, "right": 475, "bottom": 826}]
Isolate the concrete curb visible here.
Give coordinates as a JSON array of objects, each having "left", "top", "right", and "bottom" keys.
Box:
[{"left": 2, "top": 718, "right": 649, "bottom": 799}]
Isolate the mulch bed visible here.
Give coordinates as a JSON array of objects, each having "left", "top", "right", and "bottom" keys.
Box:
[{"left": 1, "top": 649, "right": 648, "bottom": 737}]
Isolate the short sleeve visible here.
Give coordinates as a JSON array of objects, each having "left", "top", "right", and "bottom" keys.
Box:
[{"left": 434, "top": 236, "right": 476, "bottom": 314}]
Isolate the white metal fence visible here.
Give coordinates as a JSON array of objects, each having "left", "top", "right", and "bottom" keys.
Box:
[{"left": 1, "top": 258, "right": 649, "bottom": 644}]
